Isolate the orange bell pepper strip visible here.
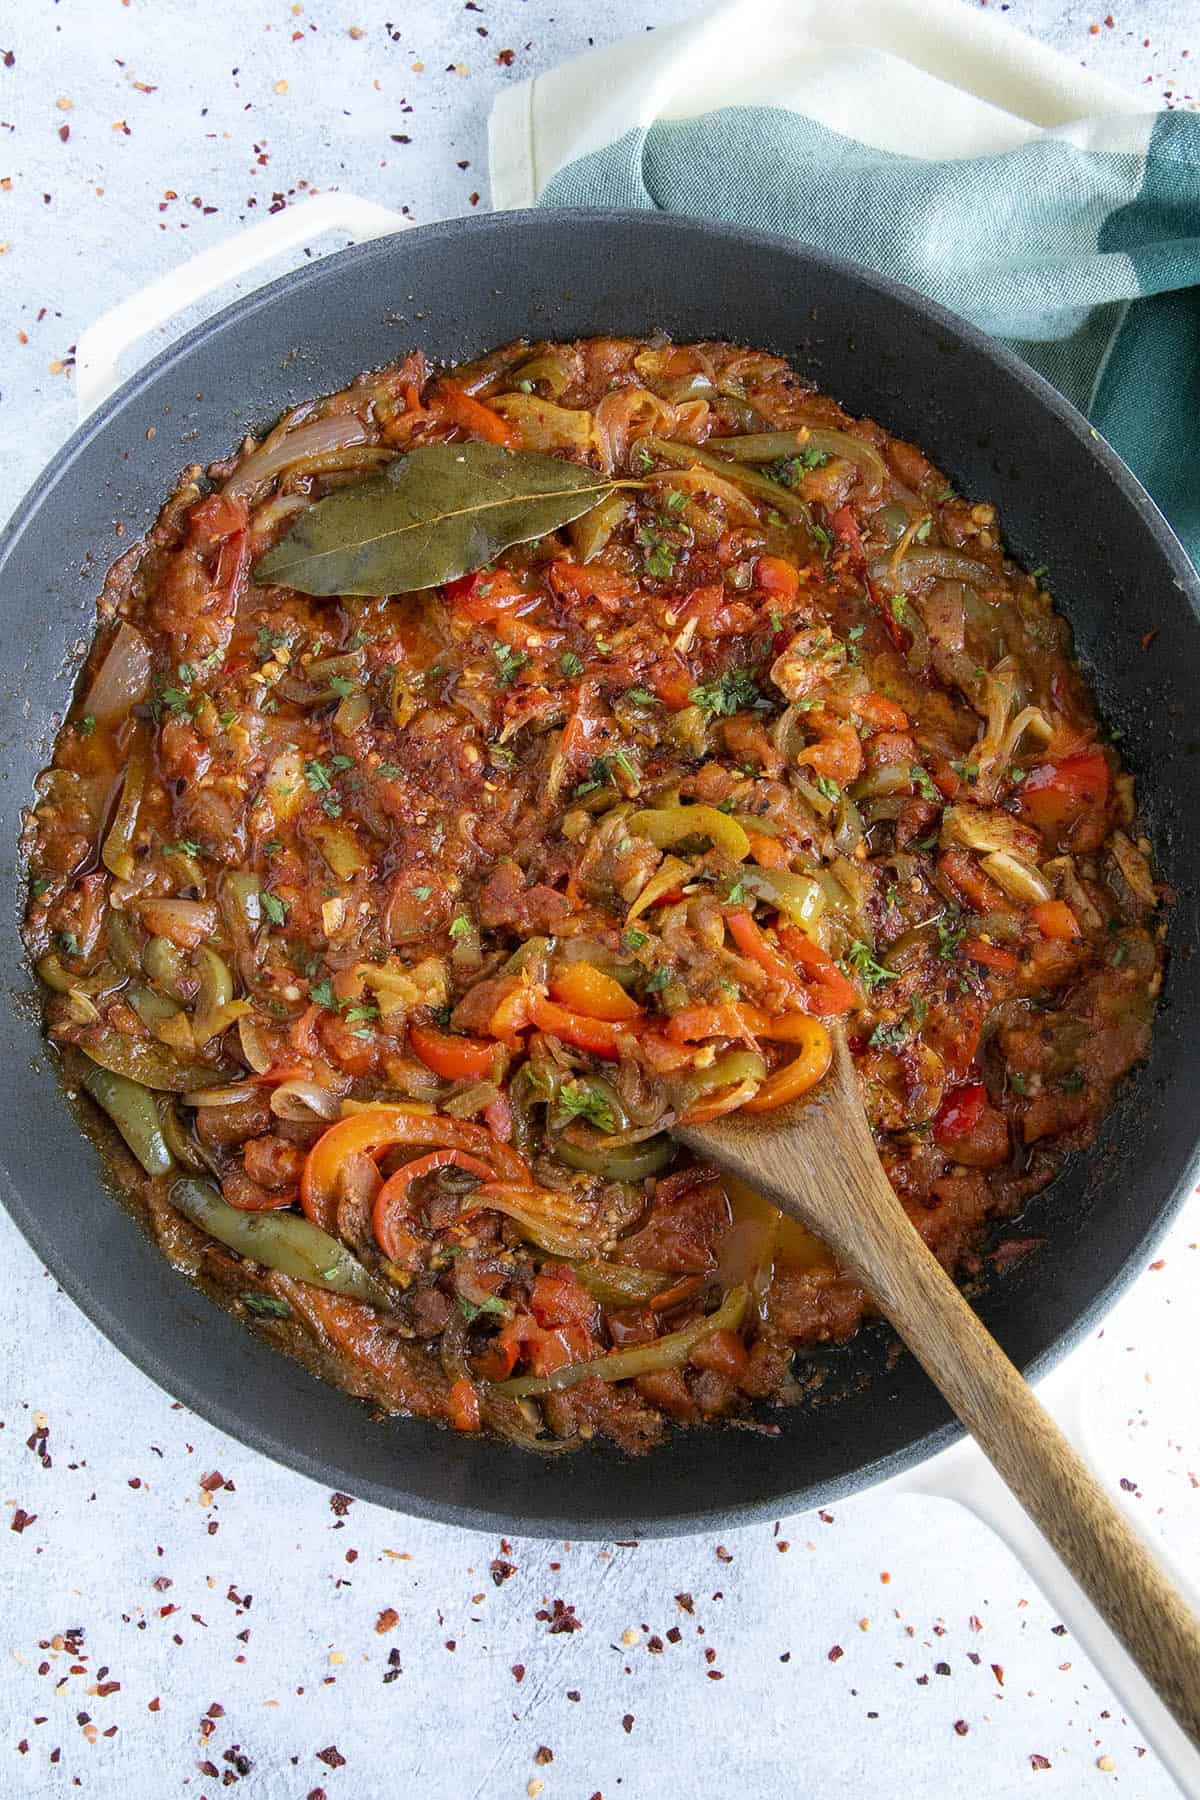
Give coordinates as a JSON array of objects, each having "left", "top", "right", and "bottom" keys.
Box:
[
  {"left": 665, "top": 1003, "right": 761, "bottom": 1046},
  {"left": 431, "top": 379, "right": 520, "bottom": 447},
  {"left": 725, "top": 908, "right": 800, "bottom": 994},
  {"left": 527, "top": 992, "right": 636, "bottom": 1060},
  {"left": 447, "top": 1376, "right": 482, "bottom": 1432},
  {"left": 961, "top": 937, "right": 1020, "bottom": 973},
  {"left": 744, "top": 828, "right": 790, "bottom": 870},
  {"left": 740, "top": 1017, "right": 833, "bottom": 1112},
  {"left": 754, "top": 554, "right": 800, "bottom": 601},
  {"left": 548, "top": 962, "right": 642, "bottom": 1023},
  {"left": 373, "top": 1148, "right": 495, "bottom": 1266},
  {"left": 302, "top": 1107, "right": 529, "bottom": 1232},
  {"left": 1019, "top": 749, "right": 1110, "bottom": 831},
  {"left": 489, "top": 978, "right": 536, "bottom": 1044},
  {"left": 409, "top": 1019, "right": 497, "bottom": 1081},
  {"left": 443, "top": 569, "right": 531, "bottom": 622},
  {"left": 1030, "top": 899, "right": 1082, "bottom": 941},
  {"left": 775, "top": 923, "right": 860, "bottom": 1015}
]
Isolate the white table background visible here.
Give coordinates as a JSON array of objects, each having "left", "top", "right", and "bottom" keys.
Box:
[{"left": 1, "top": 3, "right": 1197, "bottom": 1795}]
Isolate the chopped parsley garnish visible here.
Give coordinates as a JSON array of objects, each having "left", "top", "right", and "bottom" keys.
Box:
[
  {"left": 556, "top": 1079, "right": 619, "bottom": 1135},
  {"left": 726, "top": 879, "right": 746, "bottom": 905},
  {"left": 766, "top": 446, "right": 829, "bottom": 489},
  {"left": 30, "top": 876, "right": 51, "bottom": 897},
  {"left": 645, "top": 966, "right": 674, "bottom": 994},
  {"left": 662, "top": 487, "right": 688, "bottom": 515},
  {"left": 914, "top": 517, "right": 933, "bottom": 543},
  {"left": 1008, "top": 1072, "right": 1029, "bottom": 1096},
  {"left": 458, "top": 1293, "right": 508, "bottom": 1324},
  {"left": 869, "top": 1016, "right": 910, "bottom": 1050},
  {"left": 937, "top": 916, "right": 966, "bottom": 960},
  {"left": 256, "top": 624, "right": 289, "bottom": 657},
  {"left": 952, "top": 760, "right": 980, "bottom": 783},
  {"left": 309, "top": 979, "right": 337, "bottom": 1009},
  {"left": 912, "top": 766, "right": 940, "bottom": 804},
  {"left": 1058, "top": 1070, "right": 1086, "bottom": 1094},
  {"left": 491, "top": 641, "right": 530, "bottom": 688},
  {"left": 304, "top": 757, "right": 343, "bottom": 818},
  {"left": 261, "top": 891, "right": 288, "bottom": 926},
  {"left": 448, "top": 915, "right": 471, "bottom": 940},
  {"left": 328, "top": 674, "right": 358, "bottom": 699},
  {"left": 559, "top": 650, "right": 584, "bottom": 678},
  {"left": 626, "top": 687, "right": 655, "bottom": 706},
  {"left": 78, "top": 714, "right": 96, "bottom": 737},
  {"left": 165, "top": 839, "right": 201, "bottom": 858},
  {"left": 412, "top": 885, "right": 433, "bottom": 902},
  {"left": 910, "top": 994, "right": 928, "bottom": 1030},
  {"left": 58, "top": 930, "right": 81, "bottom": 958},
  {"left": 573, "top": 750, "right": 637, "bottom": 797},
  {"left": 814, "top": 774, "right": 841, "bottom": 804},
  {"left": 262, "top": 838, "right": 282, "bottom": 856},
  {"left": 621, "top": 929, "right": 649, "bottom": 953},
  {"left": 1111, "top": 943, "right": 1127, "bottom": 967},
  {"left": 242, "top": 1291, "right": 292, "bottom": 1319},
  {"left": 845, "top": 939, "right": 899, "bottom": 990},
  {"left": 378, "top": 763, "right": 404, "bottom": 779},
  {"left": 638, "top": 522, "right": 679, "bottom": 579},
  {"left": 159, "top": 686, "right": 191, "bottom": 717},
  {"left": 890, "top": 592, "right": 909, "bottom": 624},
  {"left": 1010, "top": 766, "right": 1026, "bottom": 785},
  {"left": 689, "top": 669, "right": 766, "bottom": 719},
  {"left": 344, "top": 1004, "right": 379, "bottom": 1025}
]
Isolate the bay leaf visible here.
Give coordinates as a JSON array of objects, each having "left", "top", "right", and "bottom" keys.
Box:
[{"left": 253, "top": 441, "right": 616, "bottom": 597}]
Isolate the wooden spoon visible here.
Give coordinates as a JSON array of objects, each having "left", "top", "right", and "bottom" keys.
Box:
[{"left": 675, "top": 1023, "right": 1200, "bottom": 1749}]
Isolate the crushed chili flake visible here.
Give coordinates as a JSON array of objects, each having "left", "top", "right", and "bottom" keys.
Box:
[
  {"left": 675, "top": 1593, "right": 694, "bottom": 1613},
  {"left": 534, "top": 1746, "right": 554, "bottom": 1765},
  {"left": 512, "top": 1664, "right": 526, "bottom": 1683},
  {"left": 375, "top": 1608, "right": 399, "bottom": 1634},
  {"left": 491, "top": 1558, "right": 518, "bottom": 1585},
  {"left": 329, "top": 1492, "right": 354, "bottom": 1517},
  {"left": 316, "top": 1746, "right": 346, "bottom": 1769},
  {"left": 953, "top": 1720, "right": 969, "bottom": 1736},
  {"left": 715, "top": 1544, "right": 733, "bottom": 1562},
  {"left": 622, "top": 1714, "right": 635, "bottom": 1734},
  {"left": 536, "top": 1598, "right": 581, "bottom": 1635},
  {"left": 1030, "top": 1753, "right": 1052, "bottom": 1770},
  {"left": 11, "top": 1507, "right": 37, "bottom": 1533},
  {"left": 828, "top": 1645, "right": 844, "bottom": 1662}
]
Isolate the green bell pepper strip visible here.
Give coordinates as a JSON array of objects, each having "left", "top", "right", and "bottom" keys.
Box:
[
  {"left": 169, "top": 1177, "right": 384, "bottom": 1305},
  {"left": 496, "top": 1284, "right": 750, "bottom": 1397},
  {"left": 81, "top": 1063, "right": 175, "bottom": 1176}
]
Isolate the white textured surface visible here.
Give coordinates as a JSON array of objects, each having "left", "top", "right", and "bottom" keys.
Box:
[{"left": 1, "top": 3, "right": 1198, "bottom": 1795}]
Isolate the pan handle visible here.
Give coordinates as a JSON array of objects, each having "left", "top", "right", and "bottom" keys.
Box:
[
  {"left": 886, "top": 1367, "right": 1200, "bottom": 1796},
  {"left": 74, "top": 192, "right": 411, "bottom": 422}
]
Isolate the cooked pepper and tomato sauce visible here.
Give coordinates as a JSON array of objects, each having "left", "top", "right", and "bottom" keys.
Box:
[{"left": 22, "top": 337, "right": 1162, "bottom": 1454}]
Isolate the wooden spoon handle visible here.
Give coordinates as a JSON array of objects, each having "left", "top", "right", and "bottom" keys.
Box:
[{"left": 801, "top": 1107, "right": 1200, "bottom": 1749}]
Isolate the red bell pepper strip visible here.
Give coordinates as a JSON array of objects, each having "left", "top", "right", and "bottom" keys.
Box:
[
  {"left": 409, "top": 1019, "right": 497, "bottom": 1081},
  {"left": 775, "top": 923, "right": 860, "bottom": 1015},
  {"left": 372, "top": 1148, "right": 494, "bottom": 1266},
  {"left": 1020, "top": 750, "right": 1110, "bottom": 831},
  {"left": 431, "top": 380, "right": 519, "bottom": 447},
  {"left": 527, "top": 993, "right": 635, "bottom": 1060},
  {"left": 302, "top": 1107, "right": 529, "bottom": 1233},
  {"left": 933, "top": 1082, "right": 987, "bottom": 1146}
]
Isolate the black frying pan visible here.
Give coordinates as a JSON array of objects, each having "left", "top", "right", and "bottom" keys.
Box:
[{"left": 2, "top": 210, "right": 1197, "bottom": 1538}]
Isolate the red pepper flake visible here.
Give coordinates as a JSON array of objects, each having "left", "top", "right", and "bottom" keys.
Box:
[
  {"left": 468, "top": 192, "right": 480, "bottom": 206},
  {"left": 991, "top": 1663, "right": 1005, "bottom": 1686},
  {"left": 127, "top": 1477, "right": 142, "bottom": 1489},
  {"left": 828, "top": 1645, "right": 844, "bottom": 1662},
  {"left": 715, "top": 1545, "right": 733, "bottom": 1562},
  {"left": 58, "top": 124, "right": 69, "bottom": 142},
  {"left": 496, "top": 48, "right": 515, "bottom": 65},
  {"left": 512, "top": 1664, "right": 526, "bottom": 1683},
  {"left": 935, "top": 1661, "right": 951, "bottom": 1677},
  {"left": 11, "top": 1508, "right": 37, "bottom": 1533},
  {"left": 622, "top": 1714, "right": 635, "bottom": 1734},
  {"left": 1030, "top": 1753, "right": 1052, "bottom": 1770},
  {"left": 675, "top": 1592, "right": 694, "bottom": 1613},
  {"left": 1119, "top": 1478, "right": 1137, "bottom": 1492},
  {"left": 1149, "top": 1258, "right": 1166, "bottom": 1270},
  {"left": 199, "top": 1470, "right": 226, "bottom": 1491},
  {"left": 316, "top": 1746, "right": 346, "bottom": 1769},
  {"left": 148, "top": 1698, "right": 160, "bottom": 1712},
  {"left": 954, "top": 1720, "right": 970, "bottom": 1736},
  {"left": 534, "top": 1746, "right": 554, "bottom": 1765},
  {"left": 707, "top": 1670, "right": 724, "bottom": 1681},
  {"left": 95, "top": 1682, "right": 121, "bottom": 1697},
  {"left": 567, "top": 1690, "right": 581, "bottom": 1702},
  {"left": 391, "top": 134, "right": 411, "bottom": 144},
  {"left": 818, "top": 1509, "right": 835, "bottom": 1524},
  {"left": 375, "top": 1608, "right": 399, "bottom": 1635},
  {"left": 536, "top": 1598, "right": 581, "bottom": 1635},
  {"left": 704, "top": 1647, "right": 716, "bottom": 1665},
  {"left": 647, "top": 1636, "right": 663, "bottom": 1654},
  {"left": 491, "top": 1558, "right": 518, "bottom": 1585},
  {"left": 666, "top": 1627, "right": 682, "bottom": 1644},
  {"left": 968, "top": 1613, "right": 982, "bottom": 1631},
  {"left": 329, "top": 1492, "right": 354, "bottom": 1518},
  {"left": 2, "top": 49, "right": 14, "bottom": 67},
  {"left": 1141, "top": 631, "right": 1159, "bottom": 651},
  {"left": 152, "top": 1576, "right": 172, "bottom": 1592},
  {"left": 308, "top": 1791, "right": 328, "bottom": 1800}
]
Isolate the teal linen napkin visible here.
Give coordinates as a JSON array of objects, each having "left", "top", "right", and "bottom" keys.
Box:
[{"left": 539, "top": 108, "right": 1198, "bottom": 567}]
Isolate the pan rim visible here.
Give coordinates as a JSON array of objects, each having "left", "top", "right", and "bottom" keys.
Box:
[{"left": 2, "top": 206, "right": 1198, "bottom": 1537}]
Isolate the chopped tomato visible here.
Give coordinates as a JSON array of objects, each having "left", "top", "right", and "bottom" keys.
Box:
[
  {"left": 431, "top": 380, "right": 519, "bottom": 447},
  {"left": 302, "top": 1107, "right": 529, "bottom": 1233},
  {"left": 937, "top": 847, "right": 1010, "bottom": 915},
  {"left": 753, "top": 554, "right": 800, "bottom": 601},
  {"left": 1020, "top": 750, "right": 1110, "bottom": 831},
  {"left": 530, "top": 1264, "right": 594, "bottom": 1334},
  {"left": 1030, "top": 899, "right": 1082, "bottom": 941},
  {"left": 745, "top": 827, "right": 790, "bottom": 869},
  {"left": 961, "top": 937, "right": 1019, "bottom": 973},
  {"left": 548, "top": 961, "right": 641, "bottom": 1022},
  {"left": 489, "top": 979, "right": 536, "bottom": 1043},
  {"left": 446, "top": 1376, "right": 482, "bottom": 1433},
  {"left": 549, "top": 561, "right": 635, "bottom": 606},
  {"left": 443, "top": 569, "right": 531, "bottom": 622},
  {"left": 409, "top": 1019, "right": 497, "bottom": 1081},
  {"left": 214, "top": 531, "right": 249, "bottom": 604},
  {"left": 829, "top": 505, "right": 864, "bottom": 559},
  {"left": 665, "top": 1003, "right": 760, "bottom": 1046},
  {"left": 648, "top": 655, "right": 694, "bottom": 710},
  {"left": 188, "top": 492, "right": 248, "bottom": 545},
  {"left": 933, "top": 1082, "right": 987, "bottom": 1146},
  {"left": 775, "top": 923, "right": 860, "bottom": 1015},
  {"left": 855, "top": 691, "right": 910, "bottom": 733},
  {"left": 689, "top": 1326, "right": 749, "bottom": 1381},
  {"left": 528, "top": 992, "right": 635, "bottom": 1059}
]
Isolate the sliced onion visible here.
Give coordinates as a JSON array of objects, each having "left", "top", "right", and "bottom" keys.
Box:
[
  {"left": 134, "top": 897, "right": 218, "bottom": 949},
  {"left": 183, "top": 1081, "right": 263, "bottom": 1107},
  {"left": 81, "top": 621, "right": 152, "bottom": 726},
  {"left": 270, "top": 1079, "right": 343, "bottom": 1123},
  {"left": 593, "top": 387, "right": 676, "bottom": 475},
  {"left": 224, "top": 414, "right": 373, "bottom": 503},
  {"left": 237, "top": 1013, "right": 275, "bottom": 1075}
]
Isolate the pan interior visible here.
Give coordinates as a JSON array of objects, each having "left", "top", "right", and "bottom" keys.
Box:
[{"left": 1, "top": 210, "right": 1197, "bottom": 1536}]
